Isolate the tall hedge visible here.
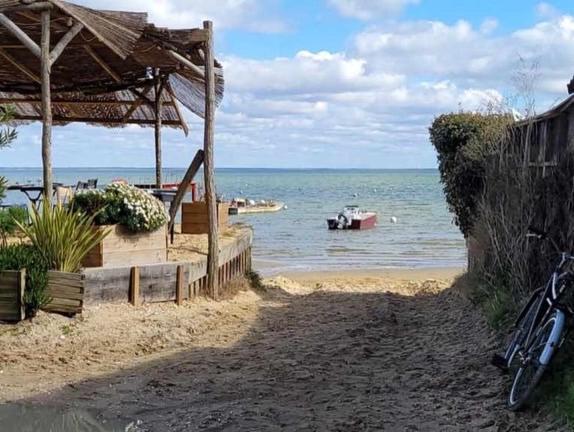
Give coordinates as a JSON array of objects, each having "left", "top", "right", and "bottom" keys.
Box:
[{"left": 429, "top": 113, "right": 511, "bottom": 237}]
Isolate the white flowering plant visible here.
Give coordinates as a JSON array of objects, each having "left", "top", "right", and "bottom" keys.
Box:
[{"left": 71, "top": 184, "right": 168, "bottom": 233}]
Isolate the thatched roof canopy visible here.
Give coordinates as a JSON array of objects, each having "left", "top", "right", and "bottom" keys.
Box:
[{"left": 0, "top": 0, "right": 224, "bottom": 131}]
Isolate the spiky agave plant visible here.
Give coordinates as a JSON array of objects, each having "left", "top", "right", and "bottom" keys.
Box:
[{"left": 17, "top": 204, "right": 111, "bottom": 273}]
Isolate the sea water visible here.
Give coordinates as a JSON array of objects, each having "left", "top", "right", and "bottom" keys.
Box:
[{"left": 0, "top": 168, "right": 466, "bottom": 272}]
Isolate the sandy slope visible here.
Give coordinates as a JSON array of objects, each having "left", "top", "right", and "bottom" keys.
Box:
[{"left": 0, "top": 270, "right": 567, "bottom": 431}]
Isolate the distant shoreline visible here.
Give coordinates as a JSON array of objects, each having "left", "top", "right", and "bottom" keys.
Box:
[{"left": 0, "top": 166, "right": 440, "bottom": 172}]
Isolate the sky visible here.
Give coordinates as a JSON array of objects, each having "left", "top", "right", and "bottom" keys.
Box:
[{"left": 2, "top": 0, "right": 574, "bottom": 169}]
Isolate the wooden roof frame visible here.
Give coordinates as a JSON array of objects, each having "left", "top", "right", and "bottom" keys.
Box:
[{"left": 0, "top": 1, "right": 222, "bottom": 296}]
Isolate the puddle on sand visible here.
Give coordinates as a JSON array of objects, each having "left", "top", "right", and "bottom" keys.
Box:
[{"left": 0, "top": 404, "right": 141, "bottom": 432}]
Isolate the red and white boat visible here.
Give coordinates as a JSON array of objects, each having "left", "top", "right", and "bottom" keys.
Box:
[{"left": 327, "top": 205, "right": 377, "bottom": 230}]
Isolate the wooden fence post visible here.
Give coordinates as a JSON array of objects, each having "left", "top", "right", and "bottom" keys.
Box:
[
  {"left": 176, "top": 265, "right": 184, "bottom": 306},
  {"left": 18, "top": 268, "right": 25, "bottom": 321},
  {"left": 130, "top": 266, "right": 140, "bottom": 306}
]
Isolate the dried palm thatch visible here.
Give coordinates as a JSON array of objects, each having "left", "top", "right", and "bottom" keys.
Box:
[{"left": 0, "top": 0, "right": 224, "bottom": 130}]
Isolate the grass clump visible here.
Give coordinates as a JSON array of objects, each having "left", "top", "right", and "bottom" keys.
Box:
[
  {"left": 246, "top": 270, "right": 266, "bottom": 292},
  {"left": 0, "top": 206, "right": 28, "bottom": 245}
]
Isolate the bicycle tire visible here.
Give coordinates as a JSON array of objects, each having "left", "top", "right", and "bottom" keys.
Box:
[
  {"left": 503, "top": 290, "right": 543, "bottom": 367},
  {"left": 507, "top": 310, "right": 563, "bottom": 411}
]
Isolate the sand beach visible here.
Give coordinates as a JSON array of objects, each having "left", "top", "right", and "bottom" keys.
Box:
[{"left": 0, "top": 267, "right": 563, "bottom": 431}]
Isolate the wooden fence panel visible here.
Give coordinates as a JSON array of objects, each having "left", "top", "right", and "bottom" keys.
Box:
[
  {"left": 0, "top": 270, "right": 25, "bottom": 322},
  {"left": 43, "top": 271, "right": 84, "bottom": 315},
  {"left": 82, "top": 227, "right": 253, "bottom": 304}
]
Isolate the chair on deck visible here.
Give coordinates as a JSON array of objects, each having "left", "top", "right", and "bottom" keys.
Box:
[{"left": 75, "top": 178, "right": 98, "bottom": 192}]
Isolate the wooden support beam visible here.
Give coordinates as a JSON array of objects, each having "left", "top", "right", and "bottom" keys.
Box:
[
  {"left": 0, "top": 48, "right": 40, "bottom": 82},
  {"left": 0, "top": 98, "right": 176, "bottom": 107},
  {"left": 187, "top": 29, "right": 208, "bottom": 43},
  {"left": 154, "top": 73, "right": 164, "bottom": 188},
  {"left": 203, "top": 20, "right": 219, "bottom": 300},
  {"left": 0, "top": 12, "right": 41, "bottom": 57},
  {"left": 14, "top": 114, "right": 183, "bottom": 126},
  {"left": 49, "top": 21, "right": 84, "bottom": 66},
  {"left": 83, "top": 44, "right": 121, "bottom": 81},
  {"left": 168, "top": 149, "right": 204, "bottom": 233},
  {"left": 0, "top": 2, "right": 52, "bottom": 13},
  {"left": 40, "top": 8, "right": 53, "bottom": 203},
  {"left": 167, "top": 49, "right": 205, "bottom": 79},
  {"left": 121, "top": 85, "right": 153, "bottom": 122},
  {"left": 165, "top": 81, "right": 189, "bottom": 136}
]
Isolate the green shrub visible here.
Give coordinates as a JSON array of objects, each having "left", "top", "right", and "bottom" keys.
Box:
[
  {"left": 71, "top": 183, "right": 168, "bottom": 233},
  {"left": 429, "top": 113, "right": 511, "bottom": 237},
  {"left": 0, "top": 206, "right": 28, "bottom": 244},
  {"left": 17, "top": 204, "right": 110, "bottom": 273},
  {"left": 0, "top": 244, "right": 48, "bottom": 318}
]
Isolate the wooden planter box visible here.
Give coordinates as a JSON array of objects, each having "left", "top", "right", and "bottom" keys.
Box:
[
  {"left": 82, "top": 225, "right": 167, "bottom": 268},
  {"left": 181, "top": 202, "right": 229, "bottom": 234},
  {"left": 43, "top": 271, "right": 84, "bottom": 315},
  {"left": 0, "top": 270, "right": 25, "bottom": 322}
]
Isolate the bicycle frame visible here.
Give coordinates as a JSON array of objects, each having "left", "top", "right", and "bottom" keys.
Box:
[{"left": 514, "top": 252, "right": 574, "bottom": 360}]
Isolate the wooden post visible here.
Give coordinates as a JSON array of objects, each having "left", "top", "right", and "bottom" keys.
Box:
[
  {"left": 203, "top": 20, "right": 219, "bottom": 299},
  {"left": 176, "top": 265, "right": 184, "bottom": 305},
  {"left": 154, "top": 73, "right": 163, "bottom": 189},
  {"left": 129, "top": 266, "right": 140, "bottom": 306},
  {"left": 41, "top": 9, "right": 53, "bottom": 204},
  {"left": 167, "top": 149, "right": 204, "bottom": 234},
  {"left": 18, "top": 268, "right": 26, "bottom": 321}
]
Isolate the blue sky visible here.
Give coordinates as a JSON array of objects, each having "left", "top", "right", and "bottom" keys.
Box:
[{"left": 2, "top": 0, "right": 574, "bottom": 168}]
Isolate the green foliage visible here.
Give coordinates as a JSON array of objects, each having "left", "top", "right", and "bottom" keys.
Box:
[
  {"left": 246, "top": 270, "right": 265, "bottom": 292},
  {"left": 0, "top": 105, "right": 17, "bottom": 150},
  {"left": 429, "top": 112, "right": 511, "bottom": 237},
  {"left": 17, "top": 204, "right": 111, "bottom": 273},
  {"left": 0, "top": 244, "right": 49, "bottom": 318},
  {"left": 0, "top": 176, "right": 6, "bottom": 204},
  {"left": 482, "top": 287, "right": 515, "bottom": 330},
  {"left": 71, "top": 183, "right": 168, "bottom": 233},
  {"left": 0, "top": 206, "right": 28, "bottom": 245}
]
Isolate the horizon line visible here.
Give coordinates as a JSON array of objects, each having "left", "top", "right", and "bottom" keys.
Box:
[{"left": 0, "top": 166, "right": 439, "bottom": 170}]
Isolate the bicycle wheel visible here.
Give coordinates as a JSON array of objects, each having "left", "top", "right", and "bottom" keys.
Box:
[
  {"left": 502, "top": 290, "right": 543, "bottom": 367},
  {"left": 507, "top": 309, "right": 564, "bottom": 411}
]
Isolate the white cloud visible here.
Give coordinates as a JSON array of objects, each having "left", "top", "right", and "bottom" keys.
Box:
[
  {"left": 536, "top": 2, "right": 561, "bottom": 20},
  {"left": 328, "top": 0, "right": 419, "bottom": 20},
  {"left": 73, "top": 0, "right": 286, "bottom": 32},
  {"left": 8, "top": 10, "right": 574, "bottom": 168}
]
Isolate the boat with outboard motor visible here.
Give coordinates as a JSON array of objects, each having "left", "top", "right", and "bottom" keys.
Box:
[{"left": 327, "top": 205, "right": 377, "bottom": 230}]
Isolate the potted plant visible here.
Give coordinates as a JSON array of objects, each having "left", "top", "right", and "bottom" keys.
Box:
[{"left": 71, "top": 184, "right": 169, "bottom": 267}]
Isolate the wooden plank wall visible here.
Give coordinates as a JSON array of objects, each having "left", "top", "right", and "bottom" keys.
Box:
[
  {"left": 181, "top": 202, "right": 229, "bottom": 234},
  {"left": 43, "top": 271, "right": 84, "bottom": 315},
  {"left": 0, "top": 270, "right": 25, "bottom": 322},
  {"left": 83, "top": 228, "right": 253, "bottom": 305},
  {"left": 83, "top": 225, "right": 168, "bottom": 268}
]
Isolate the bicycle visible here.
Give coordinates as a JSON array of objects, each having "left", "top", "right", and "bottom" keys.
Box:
[{"left": 492, "top": 227, "right": 574, "bottom": 410}]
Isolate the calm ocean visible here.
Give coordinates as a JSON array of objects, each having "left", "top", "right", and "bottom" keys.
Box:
[{"left": 0, "top": 167, "right": 466, "bottom": 272}]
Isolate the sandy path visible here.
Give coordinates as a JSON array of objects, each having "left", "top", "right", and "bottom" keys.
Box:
[{"left": 1, "top": 272, "right": 566, "bottom": 431}]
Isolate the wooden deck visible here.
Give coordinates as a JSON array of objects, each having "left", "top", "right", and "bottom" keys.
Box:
[{"left": 82, "top": 225, "right": 253, "bottom": 305}]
